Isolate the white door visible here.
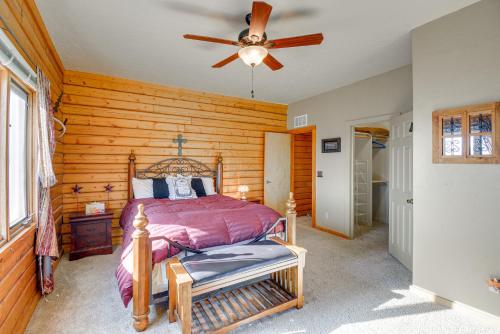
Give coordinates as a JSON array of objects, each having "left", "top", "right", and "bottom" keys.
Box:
[
  {"left": 389, "top": 112, "right": 413, "bottom": 270},
  {"left": 264, "top": 132, "right": 291, "bottom": 215}
]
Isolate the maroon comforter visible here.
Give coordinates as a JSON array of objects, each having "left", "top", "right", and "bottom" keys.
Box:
[{"left": 116, "top": 195, "right": 282, "bottom": 306}]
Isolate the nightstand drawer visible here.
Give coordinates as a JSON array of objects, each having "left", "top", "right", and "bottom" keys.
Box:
[
  {"left": 73, "top": 220, "right": 107, "bottom": 237},
  {"left": 73, "top": 222, "right": 108, "bottom": 249}
]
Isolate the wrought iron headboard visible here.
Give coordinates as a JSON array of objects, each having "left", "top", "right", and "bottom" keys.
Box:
[{"left": 127, "top": 150, "right": 223, "bottom": 199}]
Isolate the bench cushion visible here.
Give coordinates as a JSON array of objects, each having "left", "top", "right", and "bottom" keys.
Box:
[{"left": 180, "top": 240, "right": 296, "bottom": 287}]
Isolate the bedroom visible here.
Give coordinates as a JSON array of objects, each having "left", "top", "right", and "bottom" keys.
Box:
[{"left": 0, "top": 0, "right": 499, "bottom": 333}]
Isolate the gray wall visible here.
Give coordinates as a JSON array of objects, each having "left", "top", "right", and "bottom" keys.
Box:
[
  {"left": 288, "top": 66, "right": 412, "bottom": 235},
  {"left": 412, "top": 0, "right": 500, "bottom": 316}
]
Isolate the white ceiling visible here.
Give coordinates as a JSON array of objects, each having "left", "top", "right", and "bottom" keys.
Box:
[{"left": 36, "top": 0, "right": 478, "bottom": 104}]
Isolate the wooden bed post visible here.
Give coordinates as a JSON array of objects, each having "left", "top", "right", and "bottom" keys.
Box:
[
  {"left": 216, "top": 153, "right": 223, "bottom": 194},
  {"left": 286, "top": 192, "right": 297, "bottom": 245},
  {"left": 128, "top": 150, "right": 136, "bottom": 200},
  {"left": 132, "top": 204, "right": 151, "bottom": 332}
]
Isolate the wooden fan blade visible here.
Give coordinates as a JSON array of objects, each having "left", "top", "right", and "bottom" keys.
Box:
[
  {"left": 184, "top": 34, "right": 239, "bottom": 46},
  {"left": 212, "top": 53, "right": 240, "bottom": 68},
  {"left": 249, "top": 2, "right": 273, "bottom": 41},
  {"left": 263, "top": 53, "right": 283, "bottom": 71},
  {"left": 267, "top": 33, "right": 324, "bottom": 49}
]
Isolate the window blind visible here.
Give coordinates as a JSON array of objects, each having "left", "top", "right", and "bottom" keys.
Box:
[{"left": 0, "top": 29, "right": 37, "bottom": 89}]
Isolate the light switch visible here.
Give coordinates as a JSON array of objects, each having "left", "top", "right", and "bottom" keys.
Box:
[{"left": 317, "top": 171, "right": 323, "bottom": 177}]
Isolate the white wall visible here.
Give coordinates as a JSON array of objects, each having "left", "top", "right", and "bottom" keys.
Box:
[
  {"left": 288, "top": 66, "right": 412, "bottom": 235},
  {"left": 412, "top": 0, "right": 500, "bottom": 317}
]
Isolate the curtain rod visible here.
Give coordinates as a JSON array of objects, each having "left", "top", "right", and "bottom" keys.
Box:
[{"left": 0, "top": 13, "right": 37, "bottom": 69}]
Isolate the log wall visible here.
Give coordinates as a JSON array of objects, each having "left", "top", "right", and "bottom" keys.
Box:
[
  {"left": 61, "top": 71, "right": 287, "bottom": 250},
  {"left": 293, "top": 133, "right": 312, "bottom": 216}
]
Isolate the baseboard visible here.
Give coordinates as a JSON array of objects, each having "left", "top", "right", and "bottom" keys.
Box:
[
  {"left": 410, "top": 285, "right": 500, "bottom": 327},
  {"left": 313, "top": 225, "right": 350, "bottom": 240}
]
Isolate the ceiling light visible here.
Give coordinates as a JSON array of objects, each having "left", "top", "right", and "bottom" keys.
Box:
[{"left": 238, "top": 46, "right": 268, "bottom": 67}]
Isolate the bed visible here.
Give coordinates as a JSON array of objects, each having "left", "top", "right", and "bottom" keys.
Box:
[{"left": 115, "top": 151, "right": 298, "bottom": 332}]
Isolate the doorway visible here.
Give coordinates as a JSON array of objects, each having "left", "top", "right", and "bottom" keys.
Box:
[
  {"left": 289, "top": 126, "right": 316, "bottom": 227},
  {"left": 352, "top": 122, "right": 390, "bottom": 237},
  {"left": 348, "top": 113, "right": 414, "bottom": 271}
]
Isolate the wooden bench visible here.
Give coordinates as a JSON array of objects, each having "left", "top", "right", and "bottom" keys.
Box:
[{"left": 167, "top": 237, "right": 307, "bottom": 334}]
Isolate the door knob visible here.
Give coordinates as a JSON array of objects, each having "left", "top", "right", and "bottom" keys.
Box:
[
  {"left": 407, "top": 198, "right": 413, "bottom": 204},
  {"left": 266, "top": 180, "right": 272, "bottom": 184}
]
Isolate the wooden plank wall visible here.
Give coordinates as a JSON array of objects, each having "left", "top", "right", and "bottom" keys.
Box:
[
  {"left": 61, "top": 71, "right": 287, "bottom": 250},
  {"left": 0, "top": 0, "right": 64, "bottom": 332},
  {"left": 293, "top": 133, "right": 312, "bottom": 216}
]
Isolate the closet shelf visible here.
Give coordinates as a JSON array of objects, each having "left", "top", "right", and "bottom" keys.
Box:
[{"left": 372, "top": 180, "right": 387, "bottom": 184}]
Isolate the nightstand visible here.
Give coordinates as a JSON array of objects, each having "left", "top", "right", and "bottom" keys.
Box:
[
  {"left": 69, "top": 211, "right": 113, "bottom": 261},
  {"left": 243, "top": 198, "right": 262, "bottom": 204}
]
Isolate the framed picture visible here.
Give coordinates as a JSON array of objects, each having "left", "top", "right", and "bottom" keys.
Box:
[{"left": 322, "top": 137, "right": 341, "bottom": 153}]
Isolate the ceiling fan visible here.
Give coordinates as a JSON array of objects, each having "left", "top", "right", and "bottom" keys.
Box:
[{"left": 183, "top": 1, "right": 324, "bottom": 71}]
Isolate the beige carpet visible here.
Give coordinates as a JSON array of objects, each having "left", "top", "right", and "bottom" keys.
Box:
[{"left": 26, "top": 218, "right": 499, "bottom": 334}]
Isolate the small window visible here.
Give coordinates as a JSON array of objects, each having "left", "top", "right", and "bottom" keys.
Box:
[
  {"left": 468, "top": 112, "right": 493, "bottom": 156},
  {"left": 433, "top": 103, "right": 499, "bottom": 164},
  {"left": 8, "top": 82, "right": 29, "bottom": 228},
  {"left": 441, "top": 115, "right": 463, "bottom": 156}
]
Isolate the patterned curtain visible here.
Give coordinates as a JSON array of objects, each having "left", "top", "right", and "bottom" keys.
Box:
[{"left": 35, "top": 68, "right": 58, "bottom": 295}]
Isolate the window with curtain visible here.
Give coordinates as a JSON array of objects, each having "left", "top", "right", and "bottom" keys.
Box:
[
  {"left": 0, "top": 67, "right": 34, "bottom": 245},
  {"left": 8, "top": 81, "right": 29, "bottom": 228}
]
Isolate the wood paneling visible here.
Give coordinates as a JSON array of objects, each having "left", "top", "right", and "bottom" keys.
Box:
[
  {"left": 292, "top": 133, "right": 312, "bottom": 216},
  {"left": 62, "top": 70, "right": 287, "bottom": 250},
  {"left": 0, "top": 1, "right": 64, "bottom": 332}
]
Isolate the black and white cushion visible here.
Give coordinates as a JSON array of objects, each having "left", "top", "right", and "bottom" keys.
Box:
[
  {"left": 132, "top": 177, "right": 170, "bottom": 199},
  {"left": 191, "top": 178, "right": 207, "bottom": 197}
]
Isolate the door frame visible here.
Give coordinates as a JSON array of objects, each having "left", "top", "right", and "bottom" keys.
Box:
[
  {"left": 288, "top": 125, "right": 316, "bottom": 227},
  {"left": 346, "top": 114, "right": 393, "bottom": 239}
]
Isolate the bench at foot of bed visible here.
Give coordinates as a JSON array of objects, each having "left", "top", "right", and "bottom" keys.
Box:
[{"left": 167, "top": 237, "right": 306, "bottom": 334}]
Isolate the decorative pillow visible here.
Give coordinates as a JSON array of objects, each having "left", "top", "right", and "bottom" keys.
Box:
[
  {"left": 191, "top": 178, "right": 207, "bottom": 197},
  {"left": 168, "top": 175, "right": 197, "bottom": 200},
  {"left": 201, "top": 177, "right": 217, "bottom": 195},
  {"left": 152, "top": 178, "right": 169, "bottom": 199},
  {"left": 132, "top": 178, "right": 153, "bottom": 199}
]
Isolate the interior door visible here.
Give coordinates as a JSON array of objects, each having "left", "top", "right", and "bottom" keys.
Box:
[
  {"left": 389, "top": 112, "right": 413, "bottom": 270},
  {"left": 264, "top": 132, "right": 291, "bottom": 215}
]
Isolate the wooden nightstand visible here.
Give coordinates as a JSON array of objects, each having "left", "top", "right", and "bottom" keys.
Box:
[
  {"left": 69, "top": 211, "right": 113, "bottom": 261},
  {"left": 243, "top": 198, "right": 262, "bottom": 204}
]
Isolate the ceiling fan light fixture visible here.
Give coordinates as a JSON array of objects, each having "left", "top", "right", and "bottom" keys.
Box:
[{"left": 238, "top": 45, "right": 268, "bottom": 67}]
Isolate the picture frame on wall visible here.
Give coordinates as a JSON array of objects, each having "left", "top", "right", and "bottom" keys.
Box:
[{"left": 322, "top": 137, "right": 341, "bottom": 153}]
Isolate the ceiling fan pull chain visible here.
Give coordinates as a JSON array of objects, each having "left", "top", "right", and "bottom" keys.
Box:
[{"left": 251, "top": 65, "right": 255, "bottom": 99}]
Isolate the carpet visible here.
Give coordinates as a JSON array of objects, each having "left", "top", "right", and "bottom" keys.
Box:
[{"left": 26, "top": 218, "right": 499, "bottom": 334}]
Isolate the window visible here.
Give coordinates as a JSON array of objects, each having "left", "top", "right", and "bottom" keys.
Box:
[
  {"left": 0, "top": 68, "right": 34, "bottom": 245},
  {"left": 433, "top": 102, "right": 500, "bottom": 164},
  {"left": 8, "top": 82, "right": 29, "bottom": 228}
]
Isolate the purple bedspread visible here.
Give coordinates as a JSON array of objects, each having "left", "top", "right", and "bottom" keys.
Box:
[{"left": 115, "top": 195, "right": 282, "bottom": 306}]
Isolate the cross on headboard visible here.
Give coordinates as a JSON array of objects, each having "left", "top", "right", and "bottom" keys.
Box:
[{"left": 173, "top": 134, "right": 187, "bottom": 156}]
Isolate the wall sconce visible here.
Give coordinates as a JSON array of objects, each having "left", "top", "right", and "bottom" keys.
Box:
[{"left": 238, "top": 185, "right": 249, "bottom": 201}]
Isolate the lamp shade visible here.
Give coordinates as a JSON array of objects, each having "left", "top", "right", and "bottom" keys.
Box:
[
  {"left": 238, "top": 46, "right": 268, "bottom": 67},
  {"left": 238, "top": 185, "right": 249, "bottom": 193}
]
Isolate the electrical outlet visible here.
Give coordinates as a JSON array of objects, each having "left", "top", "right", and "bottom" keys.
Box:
[{"left": 325, "top": 211, "right": 329, "bottom": 219}]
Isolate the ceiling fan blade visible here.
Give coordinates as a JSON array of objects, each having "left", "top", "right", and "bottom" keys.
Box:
[
  {"left": 248, "top": 2, "right": 273, "bottom": 41},
  {"left": 267, "top": 33, "right": 324, "bottom": 49},
  {"left": 212, "top": 53, "right": 240, "bottom": 68},
  {"left": 184, "top": 34, "right": 239, "bottom": 46},
  {"left": 263, "top": 53, "right": 283, "bottom": 71}
]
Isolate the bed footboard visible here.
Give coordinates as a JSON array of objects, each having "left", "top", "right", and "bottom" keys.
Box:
[{"left": 131, "top": 193, "right": 297, "bottom": 331}]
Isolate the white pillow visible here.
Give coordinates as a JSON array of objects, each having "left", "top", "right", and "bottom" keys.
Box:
[
  {"left": 168, "top": 175, "right": 197, "bottom": 200},
  {"left": 132, "top": 178, "right": 153, "bottom": 199},
  {"left": 201, "top": 177, "right": 217, "bottom": 195}
]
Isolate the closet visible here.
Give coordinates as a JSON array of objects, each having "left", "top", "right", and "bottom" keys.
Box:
[{"left": 353, "top": 127, "right": 389, "bottom": 234}]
